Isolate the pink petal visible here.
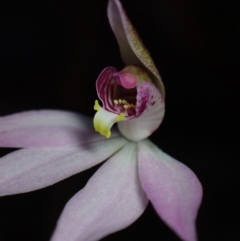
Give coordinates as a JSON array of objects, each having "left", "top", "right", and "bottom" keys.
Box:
[
  {"left": 0, "top": 110, "right": 119, "bottom": 147},
  {"left": 138, "top": 140, "right": 202, "bottom": 241},
  {"left": 107, "top": 0, "right": 165, "bottom": 96},
  {"left": 51, "top": 143, "right": 148, "bottom": 241},
  {"left": 118, "top": 82, "right": 165, "bottom": 141},
  {"left": 0, "top": 137, "right": 127, "bottom": 196}
]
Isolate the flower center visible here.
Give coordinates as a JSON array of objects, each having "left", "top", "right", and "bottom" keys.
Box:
[
  {"left": 113, "top": 98, "right": 136, "bottom": 115},
  {"left": 93, "top": 65, "right": 153, "bottom": 138}
]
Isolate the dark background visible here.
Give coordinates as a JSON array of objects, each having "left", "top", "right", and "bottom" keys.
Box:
[{"left": 0, "top": 0, "right": 239, "bottom": 240}]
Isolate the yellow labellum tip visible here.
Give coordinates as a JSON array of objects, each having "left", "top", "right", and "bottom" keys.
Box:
[
  {"left": 93, "top": 100, "right": 126, "bottom": 139},
  {"left": 94, "top": 100, "right": 101, "bottom": 111}
]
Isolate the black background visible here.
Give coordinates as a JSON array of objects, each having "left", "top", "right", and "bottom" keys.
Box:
[{"left": 0, "top": 0, "right": 239, "bottom": 240}]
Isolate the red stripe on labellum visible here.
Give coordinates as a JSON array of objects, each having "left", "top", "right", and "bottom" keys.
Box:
[{"left": 96, "top": 67, "right": 118, "bottom": 113}]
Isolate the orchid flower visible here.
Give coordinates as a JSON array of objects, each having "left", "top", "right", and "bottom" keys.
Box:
[{"left": 0, "top": 0, "right": 202, "bottom": 241}]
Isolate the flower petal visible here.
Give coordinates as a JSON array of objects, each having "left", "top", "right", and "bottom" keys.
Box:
[
  {"left": 118, "top": 82, "right": 165, "bottom": 141},
  {"left": 0, "top": 137, "right": 127, "bottom": 196},
  {"left": 51, "top": 142, "right": 148, "bottom": 241},
  {"left": 0, "top": 110, "right": 119, "bottom": 148},
  {"left": 138, "top": 140, "right": 202, "bottom": 241},
  {"left": 107, "top": 0, "right": 165, "bottom": 96}
]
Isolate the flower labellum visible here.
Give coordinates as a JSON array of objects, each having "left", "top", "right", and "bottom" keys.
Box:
[
  {"left": 0, "top": 0, "right": 202, "bottom": 241},
  {"left": 93, "top": 65, "right": 164, "bottom": 141}
]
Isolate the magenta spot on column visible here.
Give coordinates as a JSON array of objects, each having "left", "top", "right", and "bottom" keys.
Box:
[{"left": 113, "top": 72, "right": 137, "bottom": 89}]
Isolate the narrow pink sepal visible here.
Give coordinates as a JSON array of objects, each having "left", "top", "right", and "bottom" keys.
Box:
[
  {"left": 0, "top": 137, "right": 127, "bottom": 196},
  {"left": 0, "top": 110, "right": 119, "bottom": 147},
  {"left": 51, "top": 143, "right": 148, "bottom": 241},
  {"left": 138, "top": 140, "right": 202, "bottom": 241},
  {"left": 107, "top": 0, "right": 165, "bottom": 96}
]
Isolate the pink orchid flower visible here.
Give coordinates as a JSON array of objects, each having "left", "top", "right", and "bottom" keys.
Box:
[{"left": 0, "top": 0, "right": 202, "bottom": 241}]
